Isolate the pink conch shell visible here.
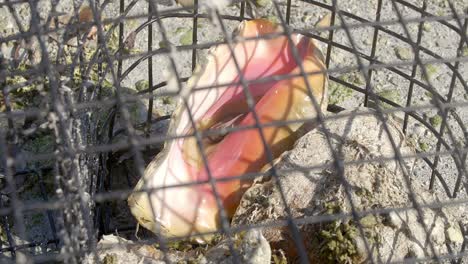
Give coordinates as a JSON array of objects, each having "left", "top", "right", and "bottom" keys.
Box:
[{"left": 128, "top": 19, "right": 328, "bottom": 242}]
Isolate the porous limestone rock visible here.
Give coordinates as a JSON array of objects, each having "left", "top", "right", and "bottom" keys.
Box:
[{"left": 231, "top": 107, "right": 467, "bottom": 263}]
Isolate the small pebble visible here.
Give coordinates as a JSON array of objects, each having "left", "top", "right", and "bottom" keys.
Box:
[{"left": 446, "top": 226, "right": 464, "bottom": 244}]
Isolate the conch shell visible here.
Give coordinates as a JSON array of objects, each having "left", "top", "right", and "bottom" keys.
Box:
[{"left": 128, "top": 19, "right": 328, "bottom": 242}]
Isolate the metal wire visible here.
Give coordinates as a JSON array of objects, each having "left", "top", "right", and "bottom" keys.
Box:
[{"left": 0, "top": 0, "right": 467, "bottom": 263}]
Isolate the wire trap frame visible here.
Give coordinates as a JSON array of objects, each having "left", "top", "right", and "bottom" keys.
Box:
[{"left": 0, "top": 0, "right": 467, "bottom": 263}]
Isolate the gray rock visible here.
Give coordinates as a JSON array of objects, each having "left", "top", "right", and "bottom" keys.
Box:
[
  {"left": 203, "top": 229, "right": 271, "bottom": 264},
  {"left": 387, "top": 211, "right": 403, "bottom": 229},
  {"left": 86, "top": 235, "right": 152, "bottom": 263},
  {"left": 408, "top": 241, "right": 425, "bottom": 259},
  {"left": 83, "top": 235, "right": 185, "bottom": 264},
  {"left": 84, "top": 230, "right": 271, "bottom": 264}
]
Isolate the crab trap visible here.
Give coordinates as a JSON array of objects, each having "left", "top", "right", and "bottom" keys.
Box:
[{"left": 0, "top": 0, "right": 467, "bottom": 263}]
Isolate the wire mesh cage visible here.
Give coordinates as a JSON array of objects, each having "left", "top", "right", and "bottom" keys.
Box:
[{"left": 0, "top": 0, "right": 467, "bottom": 263}]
